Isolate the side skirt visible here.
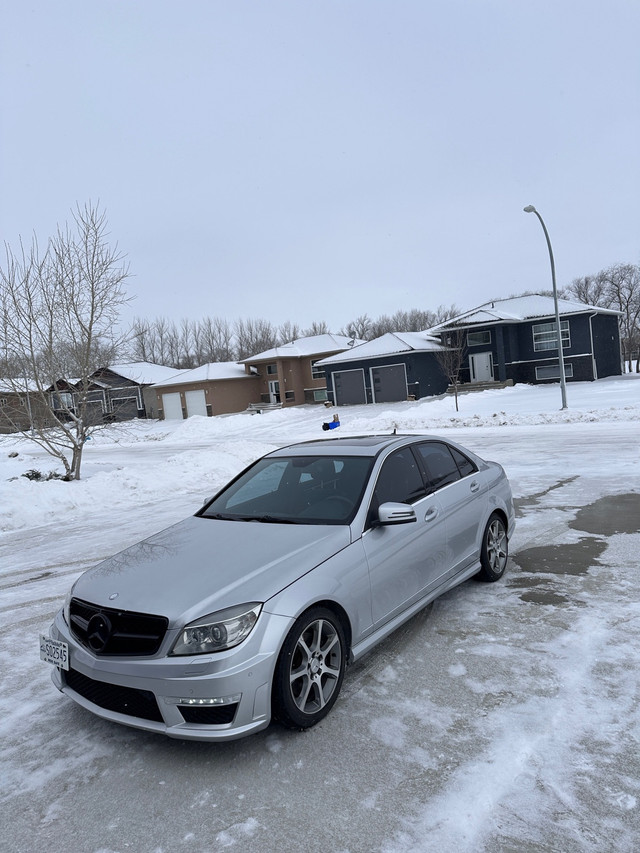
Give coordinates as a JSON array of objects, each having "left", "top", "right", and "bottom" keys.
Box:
[{"left": 349, "top": 560, "right": 481, "bottom": 664}]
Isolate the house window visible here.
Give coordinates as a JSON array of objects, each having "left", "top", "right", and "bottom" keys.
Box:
[
  {"left": 311, "top": 359, "right": 325, "bottom": 379},
  {"left": 55, "top": 391, "right": 74, "bottom": 408},
  {"left": 266, "top": 363, "right": 278, "bottom": 375},
  {"left": 535, "top": 363, "right": 574, "bottom": 380},
  {"left": 313, "top": 389, "right": 328, "bottom": 402},
  {"left": 0, "top": 398, "right": 7, "bottom": 407},
  {"left": 533, "top": 320, "right": 570, "bottom": 352},
  {"left": 285, "top": 390, "right": 295, "bottom": 401},
  {"left": 467, "top": 330, "right": 491, "bottom": 347}
]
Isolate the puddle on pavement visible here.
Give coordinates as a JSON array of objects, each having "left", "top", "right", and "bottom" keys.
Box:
[
  {"left": 513, "top": 536, "right": 608, "bottom": 576},
  {"left": 510, "top": 492, "right": 640, "bottom": 605},
  {"left": 518, "top": 589, "right": 571, "bottom": 606},
  {"left": 507, "top": 576, "right": 572, "bottom": 606},
  {"left": 569, "top": 493, "right": 640, "bottom": 536}
]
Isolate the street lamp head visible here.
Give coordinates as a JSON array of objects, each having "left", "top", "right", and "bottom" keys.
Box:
[{"left": 523, "top": 205, "right": 536, "bottom": 213}]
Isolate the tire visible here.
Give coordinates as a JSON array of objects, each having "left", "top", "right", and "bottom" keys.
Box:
[
  {"left": 477, "top": 513, "right": 508, "bottom": 582},
  {"left": 272, "top": 607, "right": 347, "bottom": 730}
]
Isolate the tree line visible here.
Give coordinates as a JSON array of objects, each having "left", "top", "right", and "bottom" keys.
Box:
[{"left": 126, "top": 307, "right": 459, "bottom": 369}]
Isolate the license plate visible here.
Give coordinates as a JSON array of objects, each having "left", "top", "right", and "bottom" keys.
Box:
[{"left": 40, "top": 635, "right": 69, "bottom": 671}]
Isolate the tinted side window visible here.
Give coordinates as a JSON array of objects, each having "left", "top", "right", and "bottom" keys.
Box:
[
  {"left": 373, "top": 448, "right": 426, "bottom": 506},
  {"left": 449, "top": 446, "right": 477, "bottom": 478},
  {"left": 416, "top": 442, "right": 461, "bottom": 491}
]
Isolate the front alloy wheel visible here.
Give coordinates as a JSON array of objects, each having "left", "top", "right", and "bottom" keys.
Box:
[
  {"left": 478, "top": 513, "right": 508, "bottom": 581},
  {"left": 273, "top": 607, "right": 346, "bottom": 730}
]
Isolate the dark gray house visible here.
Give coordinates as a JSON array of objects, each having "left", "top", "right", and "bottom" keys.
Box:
[
  {"left": 47, "top": 363, "right": 182, "bottom": 425},
  {"left": 86, "top": 363, "right": 182, "bottom": 420},
  {"left": 431, "top": 295, "right": 622, "bottom": 386},
  {"left": 316, "top": 332, "right": 449, "bottom": 405}
]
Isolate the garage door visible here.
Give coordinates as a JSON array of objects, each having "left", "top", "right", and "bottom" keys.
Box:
[
  {"left": 162, "top": 392, "right": 183, "bottom": 420},
  {"left": 185, "top": 389, "right": 207, "bottom": 417},
  {"left": 333, "top": 369, "right": 366, "bottom": 405},
  {"left": 371, "top": 364, "right": 408, "bottom": 403}
]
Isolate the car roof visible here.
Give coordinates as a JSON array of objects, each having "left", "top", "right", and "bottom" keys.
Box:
[{"left": 268, "top": 434, "right": 442, "bottom": 458}]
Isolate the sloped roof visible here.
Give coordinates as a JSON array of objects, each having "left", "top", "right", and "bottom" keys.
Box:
[
  {"left": 431, "top": 294, "right": 621, "bottom": 331},
  {"left": 151, "top": 362, "right": 251, "bottom": 388},
  {"left": 104, "top": 362, "right": 184, "bottom": 385},
  {"left": 317, "top": 331, "right": 447, "bottom": 365},
  {"left": 242, "top": 334, "right": 365, "bottom": 362}
]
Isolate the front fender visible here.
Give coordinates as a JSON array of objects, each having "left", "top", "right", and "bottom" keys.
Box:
[{"left": 262, "top": 539, "right": 373, "bottom": 650}]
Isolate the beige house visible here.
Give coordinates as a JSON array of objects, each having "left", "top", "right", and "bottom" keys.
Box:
[
  {"left": 241, "top": 334, "right": 364, "bottom": 407},
  {"left": 152, "top": 362, "right": 260, "bottom": 420}
]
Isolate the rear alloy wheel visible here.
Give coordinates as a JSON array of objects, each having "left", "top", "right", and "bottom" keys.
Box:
[
  {"left": 273, "top": 607, "right": 346, "bottom": 730},
  {"left": 478, "top": 513, "right": 508, "bottom": 581}
]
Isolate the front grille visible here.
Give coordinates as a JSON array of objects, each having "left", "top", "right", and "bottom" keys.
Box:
[
  {"left": 70, "top": 598, "right": 168, "bottom": 656},
  {"left": 64, "top": 667, "right": 163, "bottom": 723},
  {"left": 179, "top": 704, "right": 238, "bottom": 725}
]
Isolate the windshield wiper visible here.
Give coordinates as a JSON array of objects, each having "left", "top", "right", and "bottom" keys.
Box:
[
  {"left": 202, "top": 512, "right": 236, "bottom": 520},
  {"left": 252, "top": 515, "right": 299, "bottom": 524},
  {"left": 203, "top": 512, "right": 299, "bottom": 523}
]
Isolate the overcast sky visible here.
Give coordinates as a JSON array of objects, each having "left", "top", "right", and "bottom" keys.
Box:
[{"left": 1, "top": 1, "right": 638, "bottom": 333}]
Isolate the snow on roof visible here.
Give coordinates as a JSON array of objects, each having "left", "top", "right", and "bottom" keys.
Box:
[
  {"left": 151, "top": 362, "right": 250, "bottom": 387},
  {"left": 432, "top": 294, "right": 621, "bottom": 331},
  {"left": 105, "top": 362, "right": 183, "bottom": 385},
  {"left": 242, "top": 334, "right": 365, "bottom": 362},
  {"left": 316, "top": 331, "right": 446, "bottom": 365}
]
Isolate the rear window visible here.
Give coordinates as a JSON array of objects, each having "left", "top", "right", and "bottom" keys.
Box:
[{"left": 416, "top": 442, "right": 464, "bottom": 490}]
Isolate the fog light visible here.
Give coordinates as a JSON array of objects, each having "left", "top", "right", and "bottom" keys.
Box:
[{"left": 177, "top": 694, "right": 241, "bottom": 707}]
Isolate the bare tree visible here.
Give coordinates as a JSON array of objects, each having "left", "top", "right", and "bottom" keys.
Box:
[
  {"left": 434, "top": 328, "right": 467, "bottom": 412},
  {"left": 601, "top": 264, "right": 640, "bottom": 372},
  {"left": 563, "top": 275, "right": 609, "bottom": 307},
  {"left": 355, "top": 305, "right": 460, "bottom": 340},
  {"left": 0, "top": 202, "right": 130, "bottom": 479},
  {"left": 277, "top": 320, "right": 302, "bottom": 345},
  {"left": 233, "top": 317, "right": 278, "bottom": 360},
  {"left": 303, "top": 320, "right": 329, "bottom": 337},
  {"left": 199, "top": 316, "right": 235, "bottom": 362},
  {"left": 341, "top": 314, "right": 372, "bottom": 340},
  {"left": 128, "top": 317, "right": 152, "bottom": 363}
]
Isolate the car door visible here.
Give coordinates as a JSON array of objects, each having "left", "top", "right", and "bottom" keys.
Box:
[
  {"left": 415, "top": 441, "right": 488, "bottom": 578},
  {"left": 361, "top": 447, "right": 448, "bottom": 627}
]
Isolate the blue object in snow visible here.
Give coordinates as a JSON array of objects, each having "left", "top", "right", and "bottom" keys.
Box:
[{"left": 322, "top": 415, "right": 340, "bottom": 431}]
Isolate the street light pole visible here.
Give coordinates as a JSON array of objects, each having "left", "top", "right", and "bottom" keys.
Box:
[{"left": 523, "top": 205, "right": 568, "bottom": 409}]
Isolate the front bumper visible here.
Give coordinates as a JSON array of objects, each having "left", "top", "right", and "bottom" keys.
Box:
[{"left": 49, "top": 608, "right": 293, "bottom": 741}]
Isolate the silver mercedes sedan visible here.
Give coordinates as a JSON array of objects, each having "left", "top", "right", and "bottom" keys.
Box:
[{"left": 41, "top": 434, "right": 515, "bottom": 741}]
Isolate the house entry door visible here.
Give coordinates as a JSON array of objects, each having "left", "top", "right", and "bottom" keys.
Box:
[
  {"left": 268, "top": 381, "right": 281, "bottom": 403},
  {"left": 470, "top": 352, "right": 493, "bottom": 383}
]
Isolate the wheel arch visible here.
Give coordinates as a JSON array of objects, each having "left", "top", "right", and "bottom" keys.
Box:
[
  {"left": 289, "top": 599, "right": 353, "bottom": 660},
  {"left": 487, "top": 505, "right": 510, "bottom": 535},
  {"left": 280, "top": 598, "right": 353, "bottom": 661}
]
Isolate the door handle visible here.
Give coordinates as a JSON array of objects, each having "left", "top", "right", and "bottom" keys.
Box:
[
  {"left": 470, "top": 481, "right": 480, "bottom": 493},
  {"left": 424, "top": 506, "right": 439, "bottom": 522}
]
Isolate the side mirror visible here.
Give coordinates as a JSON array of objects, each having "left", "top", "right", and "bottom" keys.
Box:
[{"left": 376, "top": 501, "right": 417, "bottom": 525}]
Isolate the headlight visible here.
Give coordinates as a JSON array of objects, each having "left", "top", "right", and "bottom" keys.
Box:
[{"left": 170, "top": 603, "right": 262, "bottom": 656}]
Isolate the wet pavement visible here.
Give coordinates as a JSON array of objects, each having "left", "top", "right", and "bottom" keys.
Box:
[{"left": 513, "top": 492, "right": 640, "bottom": 568}]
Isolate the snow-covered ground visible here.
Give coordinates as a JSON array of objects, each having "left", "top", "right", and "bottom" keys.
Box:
[{"left": 1, "top": 375, "right": 639, "bottom": 853}]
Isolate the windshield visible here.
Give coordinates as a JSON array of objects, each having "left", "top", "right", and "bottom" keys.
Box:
[{"left": 200, "top": 455, "right": 373, "bottom": 524}]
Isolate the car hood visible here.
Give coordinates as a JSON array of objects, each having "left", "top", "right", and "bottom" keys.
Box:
[{"left": 71, "top": 515, "right": 351, "bottom": 626}]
